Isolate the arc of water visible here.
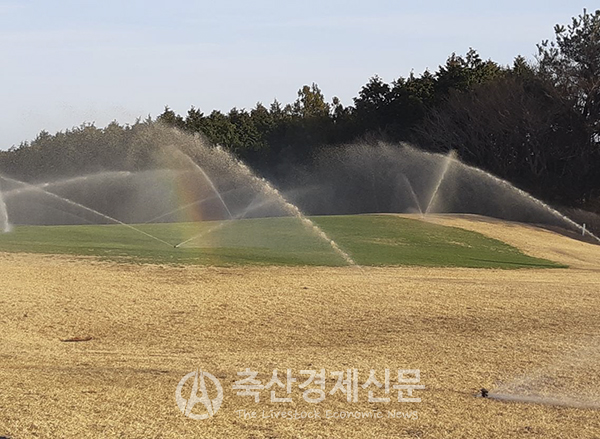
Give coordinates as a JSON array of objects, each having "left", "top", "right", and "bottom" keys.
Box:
[
  {"left": 399, "top": 174, "right": 423, "bottom": 216},
  {"left": 209, "top": 147, "right": 355, "bottom": 265},
  {"left": 169, "top": 147, "right": 233, "bottom": 219},
  {"left": 456, "top": 161, "right": 600, "bottom": 244},
  {"left": 404, "top": 144, "right": 600, "bottom": 243},
  {"left": 424, "top": 150, "right": 457, "bottom": 215},
  {"left": 3, "top": 171, "right": 133, "bottom": 199},
  {"left": 0, "top": 174, "right": 174, "bottom": 247},
  {"left": 418, "top": 146, "right": 600, "bottom": 243}
]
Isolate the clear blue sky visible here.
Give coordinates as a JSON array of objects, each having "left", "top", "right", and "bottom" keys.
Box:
[{"left": 0, "top": 0, "right": 592, "bottom": 149}]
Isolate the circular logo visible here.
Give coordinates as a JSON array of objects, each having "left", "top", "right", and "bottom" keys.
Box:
[{"left": 175, "top": 369, "right": 223, "bottom": 420}]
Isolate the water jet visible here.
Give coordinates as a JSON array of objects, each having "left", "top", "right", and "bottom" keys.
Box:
[
  {"left": 0, "top": 174, "right": 173, "bottom": 247},
  {"left": 168, "top": 146, "right": 234, "bottom": 220},
  {"left": 424, "top": 150, "right": 457, "bottom": 215},
  {"left": 214, "top": 149, "right": 355, "bottom": 265},
  {"left": 486, "top": 392, "right": 600, "bottom": 409},
  {"left": 0, "top": 181, "right": 11, "bottom": 233},
  {"left": 400, "top": 174, "right": 423, "bottom": 216}
]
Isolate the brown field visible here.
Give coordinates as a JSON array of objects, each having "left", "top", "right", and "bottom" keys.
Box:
[{"left": 2, "top": 215, "right": 600, "bottom": 438}]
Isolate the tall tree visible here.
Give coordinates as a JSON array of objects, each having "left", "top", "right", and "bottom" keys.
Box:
[
  {"left": 537, "top": 9, "right": 600, "bottom": 144},
  {"left": 157, "top": 106, "right": 185, "bottom": 129},
  {"left": 292, "top": 83, "right": 330, "bottom": 118},
  {"left": 434, "top": 48, "right": 504, "bottom": 98}
]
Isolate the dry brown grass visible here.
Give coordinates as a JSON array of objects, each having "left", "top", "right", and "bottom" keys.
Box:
[
  {"left": 1, "top": 217, "right": 600, "bottom": 438},
  {"left": 418, "top": 213, "right": 600, "bottom": 270}
]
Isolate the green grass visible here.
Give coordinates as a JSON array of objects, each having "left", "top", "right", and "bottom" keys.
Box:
[{"left": 0, "top": 215, "right": 564, "bottom": 268}]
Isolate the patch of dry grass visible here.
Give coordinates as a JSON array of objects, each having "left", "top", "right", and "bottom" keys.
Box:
[
  {"left": 1, "top": 217, "right": 600, "bottom": 438},
  {"left": 418, "top": 213, "right": 600, "bottom": 270}
]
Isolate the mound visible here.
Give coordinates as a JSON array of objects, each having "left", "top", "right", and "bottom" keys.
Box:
[{"left": 418, "top": 214, "right": 600, "bottom": 270}]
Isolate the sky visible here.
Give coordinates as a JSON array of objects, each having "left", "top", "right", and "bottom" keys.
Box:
[{"left": 0, "top": 0, "right": 593, "bottom": 149}]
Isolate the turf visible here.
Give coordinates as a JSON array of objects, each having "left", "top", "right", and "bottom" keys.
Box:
[
  {"left": 1, "top": 254, "right": 599, "bottom": 438},
  {"left": 0, "top": 214, "right": 563, "bottom": 268}
]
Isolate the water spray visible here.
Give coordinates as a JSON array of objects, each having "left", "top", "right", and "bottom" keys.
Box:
[
  {"left": 0, "top": 174, "right": 174, "bottom": 247},
  {"left": 424, "top": 150, "right": 456, "bottom": 215},
  {"left": 169, "top": 143, "right": 356, "bottom": 265},
  {"left": 482, "top": 391, "right": 600, "bottom": 409},
  {"left": 3, "top": 171, "right": 133, "bottom": 199},
  {"left": 0, "top": 180, "right": 11, "bottom": 233},
  {"left": 175, "top": 197, "right": 279, "bottom": 248},
  {"left": 414, "top": 146, "right": 600, "bottom": 243},
  {"left": 168, "top": 147, "right": 234, "bottom": 219},
  {"left": 143, "top": 186, "right": 242, "bottom": 224},
  {"left": 400, "top": 174, "right": 423, "bottom": 216},
  {"left": 455, "top": 161, "right": 600, "bottom": 244},
  {"left": 221, "top": 153, "right": 355, "bottom": 265}
]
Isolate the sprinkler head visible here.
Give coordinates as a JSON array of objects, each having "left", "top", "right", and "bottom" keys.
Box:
[{"left": 481, "top": 388, "right": 489, "bottom": 398}]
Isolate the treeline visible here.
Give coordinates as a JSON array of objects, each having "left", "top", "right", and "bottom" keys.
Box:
[
  {"left": 1, "top": 10, "right": 599, "bottom": 212},
  {"left": 154, "top": 49, "right": 507, "bottom": 173}
]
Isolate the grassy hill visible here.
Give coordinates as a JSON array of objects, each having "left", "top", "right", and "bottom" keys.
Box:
[{"left": 0, "top": 214, "right": 563, "bottom": 268}]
